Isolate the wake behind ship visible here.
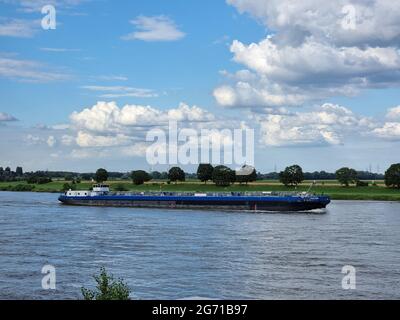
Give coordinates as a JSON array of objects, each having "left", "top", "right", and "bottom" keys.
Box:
[{"left": 58, "top": 184, "right": 331, "bottom": 212}]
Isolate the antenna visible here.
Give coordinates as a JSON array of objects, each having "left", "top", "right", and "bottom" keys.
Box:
[{"left": 306, "top": 180, "right": 316, "bottom": 193}]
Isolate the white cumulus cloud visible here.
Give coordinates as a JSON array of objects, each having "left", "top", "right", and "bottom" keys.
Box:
[
  {"left": 230, "top": 38, "right": 400, "bottom": 85},
  {"left": 70, "top": 101, "right": 216, "bottom": 135},
  {"left": 227, "top": 0, "right": 400, "bottom": 47},
  {"left": 372, "top": 106, "right": 400, "bottom": 140},
  {"left": 386, "top": 106, "right": 400, "bottom": 120},
  {"left": 257, "top": 103, "right": 373, "bottom": 146},
  {"left": 372, "top": 122, "right": 400, "bottom": 140},
  {"left": 76, "top": 131, "right": 131, "bottom": 148},
  {"left": 67, "top": 101, "right": 219, "bottom": 149},
  {"left": 216, "top": 0, "right": 400, "bottom": 109}
]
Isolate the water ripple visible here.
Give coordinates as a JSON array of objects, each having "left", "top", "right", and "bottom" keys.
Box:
[{"left": 0, "top": 191, "right": 399, "bottom": 299}]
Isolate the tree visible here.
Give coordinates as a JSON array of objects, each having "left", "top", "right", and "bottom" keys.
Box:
[
  {"left": 168, "top": 167, "right": 185, "bottom": 183},
  {"left": 160, "top": 172, "right": 169, "bottom": 180},
  {"left": 64, "top": 174, "right": 75, "bottom": 182},
  {"left": 63, "top": 183, "right": 76, "bottom": 191},
  {"left": 131, "top": 170, "right": 151, "bottom": 185},
  {"left": 335, "top": 167, "right": 358, "bottom": 187},
  {"left": 16, "top": 167, "right": 23, "bottom": 176},
  {"left": 356, "top": 180, "right": 369, "bottom": 187},
  {"left": 81, "top": 267, "right": 131, "bottom": 300},
  {"left": 37, "top": 177, "right": 52, "bottom": 184},
  {"left": 196, "top": 164, "right": 214, "bottom": 184},
  {"left": 113, "top": 183, "right": 128, "bottom": 192},
  {"left": 384, "top": 163, "right": 400, "bottom": 188},
  {"left": 212, "top": 165, "right": 236, "bottom": 187},
  {"left": 151, "top": 171, "right": 162, "bottom": 180},
  {"left": 95, "top": 168, "right": 108, "bottom": 183},
  {"left": 81, "top": 173, "right": 93, "bottom": 181},
  {"left": 27, "top": 176, "right": 38, "bottom": 184},
  {"left": 279, "top": 165, "right": 304, "bottom": 186}
]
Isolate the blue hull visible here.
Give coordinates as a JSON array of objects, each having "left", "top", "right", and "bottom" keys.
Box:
[{"left": 58, "top": 194, "right": 330, "bottom": 212}]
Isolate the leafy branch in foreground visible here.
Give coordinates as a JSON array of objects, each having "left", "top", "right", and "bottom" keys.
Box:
[{"left": 81, "top": 267, "right": 131, "bottom": 300}]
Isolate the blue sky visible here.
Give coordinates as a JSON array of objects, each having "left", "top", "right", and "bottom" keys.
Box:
[
  {"left": 1, "top": 0, "right": 400, "bottom": 172},
  {"left": 1, "top": 0, "right": 263, "bottom": 123}
]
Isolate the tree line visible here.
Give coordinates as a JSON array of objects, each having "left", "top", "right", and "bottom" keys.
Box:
[
  {"left": 2, "top": 163, "right": 400, "bottom": 189},
  {"left": 91, "top": 164, "right": 257, "bottom": 187},
  {"left": 0, "top": 166, "right": 23, "bottom": 182},
  {"left": 91, "top": 163, "right": 400, "bottom": 189},
  {"left": 277, "top": 164, "right": 400, "bottom": 188}
]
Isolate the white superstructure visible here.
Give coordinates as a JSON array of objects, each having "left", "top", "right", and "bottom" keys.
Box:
[
  {"left": 92, "top": 184, "right": 110, "bottom": 193},
  {"left": 65, "top": 184, "right": 110, "bottom": 197}
]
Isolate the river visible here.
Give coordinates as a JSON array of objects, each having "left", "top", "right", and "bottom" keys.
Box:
[{"left": 0, "top": 191, "right": 399, "bottom": 299}]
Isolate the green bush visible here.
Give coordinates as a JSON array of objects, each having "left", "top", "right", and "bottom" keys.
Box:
[
  {"left": 113, "top": 183, "right": 128, "bottom": 191},
  {"left": 27, "top": 176, "right": 52, "bottom": 184},
  {"left": 62, "top": 183, "right": 76, "bottom": 191},
  {"left": 356, "top": 180, "right": 369, "bottom": 187},
  {"left": 0, "top": 184, "right": 35, "bottom": 192},
  {"left": 27, "top": 176, "right": 37, "bottom": 184},
  {"left": 37, "top": 177, "right": 52, "bottom": 184},
  {"left": 81, "top": 267, "right": 131, "bottom": 300},
  {"left": 16, "top": 184, "right": 35, "bottom": 191}
]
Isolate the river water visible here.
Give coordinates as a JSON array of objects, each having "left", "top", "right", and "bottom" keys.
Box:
[{"left": 0, "top": 191, "right": 399, "bottom": 300}]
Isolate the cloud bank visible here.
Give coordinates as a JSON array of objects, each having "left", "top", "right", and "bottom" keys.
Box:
[{"left": 214, "top": 0, "right": 400, "bottom": 109}]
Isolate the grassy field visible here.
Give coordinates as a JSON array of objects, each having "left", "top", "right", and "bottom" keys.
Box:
[{"left": 0, "top": 179, "right": 398, "bottom": 201}]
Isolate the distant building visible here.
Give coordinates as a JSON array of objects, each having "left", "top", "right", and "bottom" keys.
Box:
[{"left": 236, "top": 165, "right": 255, "bottom": 177}]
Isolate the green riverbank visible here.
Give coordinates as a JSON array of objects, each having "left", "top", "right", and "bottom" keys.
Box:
[{"left": 0, "top": 180, "right": 399, "bottom": 201}]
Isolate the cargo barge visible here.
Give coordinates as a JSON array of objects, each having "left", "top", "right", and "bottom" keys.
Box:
[{"left": 58, "top": 184, "right": 330, "bottom": 212}]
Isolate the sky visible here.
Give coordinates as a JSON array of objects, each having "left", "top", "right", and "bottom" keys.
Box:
[{"left": 0, "top": 0, "right": 400, "bottom": 173}]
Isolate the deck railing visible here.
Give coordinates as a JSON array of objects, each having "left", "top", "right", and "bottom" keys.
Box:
[{"left": 109, "top": 191, "right": 319, "bottom": 197}]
